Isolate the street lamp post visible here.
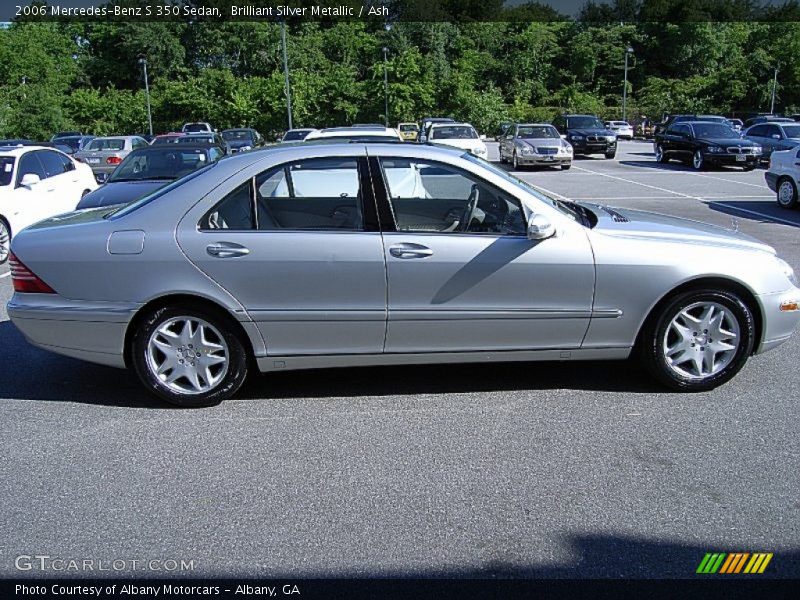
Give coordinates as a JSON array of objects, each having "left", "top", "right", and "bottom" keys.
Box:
[
  {"left": 770, "top": 67, "right": 779, "bottom": 114},
  {"left": 622, "top": 46, "right": 633, "bottom": 122},
  {"left": 383, "top": 47, "right": 389, "bottom": 127},
  {"left": 281, "top": 21, "right": 293, "bottom": 130},
  {"left": 138, "top": 57, "right": 153, "bottom": 137}
]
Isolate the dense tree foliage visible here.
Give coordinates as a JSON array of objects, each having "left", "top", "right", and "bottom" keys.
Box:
[{"left": 1, "top": 1, "right": 800, "bottom": 139}]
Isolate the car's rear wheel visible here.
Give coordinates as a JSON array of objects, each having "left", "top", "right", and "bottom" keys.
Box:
[
  {"left": 0, "top": 218, "right": 10, "bottom": 265},
  {"left": 777, "top": 177, "right": 798, "bottom": 209},
  {"left": 692, "top": 150, "right": 706, "bottom": 170},
  {"left": 641, "top": 290, "right": 754, "bottom": 391},
  {"left": 654, "top": 144, "right": 667, "bottom": 163},
  {"left": 132, "top": 306, "right": 249, "bottom": 407}
]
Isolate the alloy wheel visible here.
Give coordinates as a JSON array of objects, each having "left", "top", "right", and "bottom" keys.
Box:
[
  {"left": 662, "top": 301, "right": 740, "bottom": 380},
  {"left": 777, "top": 179, "right": 797, "bottom": 208},
  {"left": 512, "top": 152, "right": 518, "bottom": 170},
  {"left": 0, "top": 220, "right": 9, "bottom": 264},
  {"left": 654, "top": 144, "right": 664, "bottom": 162},
  {"left": 145, "top": 316, "right": 230, "bottom": 395},
  {"left": 692, "top": 150, "right": 704, "bottom": 170}
]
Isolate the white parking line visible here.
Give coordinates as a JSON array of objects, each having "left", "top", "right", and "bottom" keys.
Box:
[
  {"left": 687, "top": 172, "right": 771, "bottom": 190},
  {"left": 571, "top": 165, "right": 697, "bottom": 199},
  {"left": 708, "top": 203, "right": 800, "bottom": 228},
  {"left": 569, "top": 195, "right": 773, "bottom": 201},
  {"left": 0, "top": 272, "right": 10, "bottom": 279}
]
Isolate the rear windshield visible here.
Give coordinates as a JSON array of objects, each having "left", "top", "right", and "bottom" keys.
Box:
[
  {"left": 183, "top": 124, "right": 209, "bottom": 132},
  {"left": 0, "top": 156, "right": 15, "bottom": 186},
  {"left": 430, "top": 126, "right": 478, "bottom": 140},
  {"left": 283, "top": 130, "right": 311, "bottom": 141},
  {"left": 222, "top": 130, "right": 252, "bottom": 141},
  {"left": 106, "top": 162, "right": 217, "bottom": 219},
  {"left": 87, "top": 138, "right": 125, "bottom": 151},
  {"left": 109, "top": 148, "right": 210, "bottom": 182},
  {"left": 399, "top": 124, "right": 419, "bottom": 132}
]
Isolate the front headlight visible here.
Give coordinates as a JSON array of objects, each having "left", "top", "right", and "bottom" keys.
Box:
[
  {"left": 240, "top": 145, "right": 252, "bottom": 152},
  {"left": 777, "top": 257, "right": 798, "bottom": 286},
  {"left": 473, "top": 146, "right": 486, "bottom": 155},
  {"left": 606, "top": 135, "right": 616, "bottom": 142},
  {"left": 753, "top": 146, "right": 762, "bottom": 154},
  {"left": 707, "top": 146, "right": 723, "bottom": 153},
  {"left": 519, "top": 146, "right": 533, "bottom": 155},
  {"left": 570, "top": 134, "right": 584, "bottom": 141}
]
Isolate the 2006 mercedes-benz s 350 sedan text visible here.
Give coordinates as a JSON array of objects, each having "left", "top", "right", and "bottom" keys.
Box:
[{"left": 7, "top": 143, "right": 800, "bottom": 406}]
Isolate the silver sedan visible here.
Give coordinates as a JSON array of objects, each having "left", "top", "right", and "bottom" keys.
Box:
[
  {"left": 7, "top": 143, "right": 800, "bottom": 406},
  {"left": 499, "top": 123, "right": 573, "bottom": 169}
]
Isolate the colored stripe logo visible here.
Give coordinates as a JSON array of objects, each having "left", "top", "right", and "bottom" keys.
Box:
[{"left": 697, "top": 552, "right": 773, "bottom": 574}]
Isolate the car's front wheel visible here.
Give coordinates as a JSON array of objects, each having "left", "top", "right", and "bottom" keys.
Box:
[
  {"left": 512, "top": 151, "right": 522, "bottom": 170},
  {"left": 692, "top": 150, "right": 706, "bottom": 170},
  {"left": 132, "top": 306, "right": 249, "bottom": 407},
  {"left": 777, "top": 177, "right": 798, "bottom": 209},
  {"left": 604, "top": 148, "right": 616, "bottom": 159},
  {"left": 641, "top": 290, "right": 754, "bottom": 391},
  {"left": 654, "top": 144, "right": 667, "bottom": 163},
  {"left": 0, "top": 218, "right": 10, "bottom": 265}
]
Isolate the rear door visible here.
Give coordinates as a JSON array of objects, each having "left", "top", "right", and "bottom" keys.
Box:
[
  {"left": 177, "top": 151, "right": 388, "bottom": 356},
  {"left": 9, "top": 151, "right": 52, "bottom": 230},
  {"left": 36, "top": 150, "right": 83, "bottom": 210}
]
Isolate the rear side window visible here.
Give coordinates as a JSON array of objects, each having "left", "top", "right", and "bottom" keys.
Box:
[{"left": 202, "top": 158, "right": 364, "bottom": 231}]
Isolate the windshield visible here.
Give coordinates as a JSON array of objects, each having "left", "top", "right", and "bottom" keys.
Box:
[
  {"left": 87, "top": 138, "right": 125, "bottom": 151},
  {"left": 517, "top": 125, "right": 558, "bottom": 139},
  {"left": 107, "top": 161, "right": 217, "bottom": 219},
  {"left": 222, "top": 130, "right": 252, "bottom": 141},
  {"left": 318, "top": 135, "right": 400, "bottom": 142},
  {"left": 108, "top": 148, "right": 211, "bottom": 182},
  {"left": 692, "top": 123, "right": 739, "bottom": 138},
  {"left": 567, "top": 116, "right": 604, "bottom": 129},
  {"left": 782, "top": 125, "right": 800, "bottom": 139},
  {"left": 0, "top": 157, "right": 15, "bottom": 186},
  {"left": 283, "top": 130, "right": 311, "bottom": 141},
  {"left": 180, "top": 135, "right": 213, "bottom": 144},
  {"left": 59, "top": 137, "right": 83, "bottom": 151},
  {"left": 399, "top": 124, "right": 418, "bottom": 132},
  {"left": 183, "top": 123, "right": 209, "bottom": 132},
  {"left": 462, "top": 153, "right": 585, "bottom": 225},
  {"left": 431, "top": 126, "right": 477, "bottom": 140}
]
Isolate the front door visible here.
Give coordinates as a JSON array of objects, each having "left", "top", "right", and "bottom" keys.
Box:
[
  {"left": 177, "top": 155, "right": 387, "bottom": 356},
  {"left": 371, "top": 156, "right": 595, "bottom": 353}
]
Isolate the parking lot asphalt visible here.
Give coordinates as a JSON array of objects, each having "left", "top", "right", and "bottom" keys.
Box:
[{"left": 1, "top": 140, "right": 798, "bottom": 579}]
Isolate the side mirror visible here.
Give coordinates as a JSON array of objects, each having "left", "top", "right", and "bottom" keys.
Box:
[
  {"left": 560, "top": 134, "right": 567, "bottom": 140},
  {"left": 95, "top": 172, "right": 108, "bottom": 184},
  {"left": 20, "top": 173, "right": 41, "bottom": 188},
  {"left": 480, "top": 134, "right": 487, "bottom": 140},
  {"left": 772, "top": 134, "right": 781, "bottom": 139},
  {"left": 527, "top": 213, "right": 555, "bottom": 241}
]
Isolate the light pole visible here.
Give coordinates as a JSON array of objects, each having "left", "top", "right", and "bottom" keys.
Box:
[
  {"left": 138, "top": 57, "right": 153, "bottom": 136},
  {"left": 622, "top": 46, "right": 633, "bottom": 122},
  {"left": 383, "top": 47, "right": 389, "bottom": 127},
  {"left": 281, "top": 21, "right": 293, "bottom": 130},
  {"left": 770, "top": 67, "right": 779, "bottom": 114}
]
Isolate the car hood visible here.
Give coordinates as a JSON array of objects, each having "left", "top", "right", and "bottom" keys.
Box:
[
  {"left": 517, "top": 139, "right": 561, "bottom": 148},
  {"left": 569, "top": 128, "right": 615, "bottom": 137},
  {"left": 76, "top": 180, "right": 169, "bottom": 209},
  {"left": 580, "top": 203, "right": 775, "bottom": 254},
  {"left": 697, "top": 137, "right": 756, "bottom": 147}
]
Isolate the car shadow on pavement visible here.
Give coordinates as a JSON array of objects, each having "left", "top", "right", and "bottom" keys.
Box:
[
  {"left": 0, "top": 320, "right": 665, "bottom": 406},
  {"left": 705, "top": 200, "right": 800, "bottom": 228}
]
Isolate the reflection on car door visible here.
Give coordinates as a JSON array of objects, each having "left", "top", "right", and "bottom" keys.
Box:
[
  {"left": 372, "top": 156, "right": 595, "bottom": 352},
  {"left": 177, "top": 154, "right": 388, "bottom": 356}
]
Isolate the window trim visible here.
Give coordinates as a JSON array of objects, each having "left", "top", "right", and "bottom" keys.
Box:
[{"left": 371, "top": 156, "right": 528, "bottom": 238}]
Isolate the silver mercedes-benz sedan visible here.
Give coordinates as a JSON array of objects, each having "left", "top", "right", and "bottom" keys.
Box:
[{"left": 7, "top": 143, "right": 800, "bottom": 406}]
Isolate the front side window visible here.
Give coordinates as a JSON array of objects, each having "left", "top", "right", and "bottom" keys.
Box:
[
  {"left": 747, "top": 125, "right": 767, "bottom": 137},
  {"left": 16, "top": 152, "right": 46, "bottom": 185},
  {"left": 782, "top": 125, "right": 800, "bottom": 139},
  {"left": 202, "top": 158, "right": 364, "bottom": 231},
  {"left": 0, "top": 157, "right": 15, "bottom": 186},
  {"left": 37, "top": 150, "right": 69, "bottom": 178},
  {"left": 379, "top": 158, "right": 525, "bottom": 235}
]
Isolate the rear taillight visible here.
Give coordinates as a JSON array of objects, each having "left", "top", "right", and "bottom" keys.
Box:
[
  {"left": 106, "top": 156, "right": 122, "bottom": 165},
  {"left": 9, "top": 253, "right": 55, "bottom": 294}
]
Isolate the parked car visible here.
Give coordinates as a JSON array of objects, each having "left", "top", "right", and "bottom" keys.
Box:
[
  {"left": 50, "top": 135, "right": 96, "bottom": 153},
  {"left": 742, "top": 121, "right": 800, "bottom": 160},
  {"left": 552, "top": 114, "right": 617, "bottom": 158},
  {"left": 398, "top": 122, "right": 420, "bottom": 142},
  {"left": 0, "top": 145, "right": 97, "bottom": 263},
  {"left": 427, "top": 123, "right": 487, "bottom": 158},
  {"left": 743, "top": 115, "right": 794, "bottom": 128},
  {"left": 764, "top": 147, "right": 800, "bottom": 209},
  {"left": 634, "top": 119, "right": 657, "bottom": 139},
  {"left": 50, "top": 131, "right": 83, "bottom": 141},
  {"left": 7, "top": 143, "right": 799, "bottom": 406},
  {"left": 77, "top": 145, "right": 224, "bottom": 210},
  {"left": 304, "top": 126, "right": 403, "bottom": 142},
  {"left": 499, "top": 123, "right": 572, "bottom": 170},
  {"left": 280, "top": 128, "right": 317, "bottom": 142},
  {"left": 181, "top": 122, "right": 214, "bottom": 133},
  {"left": 605, "top": 121, "right": 634, "bottom": 140},
  {"left": 0, "top": 139, "right": 38, "bottom": 148},
  {"left": 221, "top": 128, "right": 263, "bottom": 153},
  {"left": 153, "top": 132, "right": 230, "bottom": 154},
  {"left": 655, "top": 114, "right": 728, "bottom": 136},
  {"left": 419, "top": 117, "right": 455, "bottom": 143},
  {"left": 654, "top": 121, "right": 761, "bottom": 170},
  {"left": 74, "top": 136, "right": 150, "bottom": 182}
]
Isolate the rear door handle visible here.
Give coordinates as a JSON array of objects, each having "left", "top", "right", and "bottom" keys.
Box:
[
  {"left": 389, "top": 243, "right": 433, "bottom": 259},
  {"left": 206, "top": 242, "right": 250, "bottom": 258}
]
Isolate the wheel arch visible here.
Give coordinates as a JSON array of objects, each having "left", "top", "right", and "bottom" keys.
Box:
[
  {"left": 634, "top": 276, "right": 763, "bottom": 355},
  {"left": 123, "top": 293, "right": 257, "bottom": 368}
]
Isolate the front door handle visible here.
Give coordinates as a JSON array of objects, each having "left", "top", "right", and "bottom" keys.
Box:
[
  {"left": 206, "top": 242, "right": 250, "bottom": 258},
  {"left": 389, "top": 243, "right": 433, "bottom": 259}
]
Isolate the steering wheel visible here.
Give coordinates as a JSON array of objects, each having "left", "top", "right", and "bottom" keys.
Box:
[{"left": 459, "top": 184, "right": 479, "bottom": 232}]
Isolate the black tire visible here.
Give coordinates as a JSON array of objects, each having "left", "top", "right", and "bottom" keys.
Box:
[
  {"left": 654, "top": 143, "right": 668, "bottom": 163},
  {"left": 81, "top": 189, "right": 91, "bottom": 197},
  {"left": 776, "top": 177, "right": 798, "bottom": 209},
  {"left": 604, "top": 149, "right": 616, "bottom": 159},
  {"left": 512, "top": 151, "right": 523, "bottom": 170},
  {"left": 641, "top": 289, "right": 754, "bottom": 392},
  {"left": 743, "top": 165, "right": 755, "bottom": 172},
  {"left": 561, "top": 163, "right": 571, "bottom": 170},
  {"left": 0, "top": 217, "right": 10, "bottom": 265},
  {"left": 692, "top": 150, "right": 706, "bottom": 171},
  {"left": 131, "top": 305, "right": 249, "bottom": 407}
]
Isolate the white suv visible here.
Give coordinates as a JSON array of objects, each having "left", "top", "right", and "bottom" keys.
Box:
[
  {"left": 765, "top": 147, "right": 800, "bottom": 209},
  {"left": 181, "top": 122, "right": 213, "bottom": 134}
]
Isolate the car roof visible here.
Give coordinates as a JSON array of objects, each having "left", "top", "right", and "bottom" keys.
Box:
[
  {"left": 516, "top": 123, "right": 556, "bottom": 128},
  {"left": 0, "top": 145, "right": 53, "bottom": 156}
]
